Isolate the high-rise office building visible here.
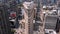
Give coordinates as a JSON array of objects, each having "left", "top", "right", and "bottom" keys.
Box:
[{"left": 0, "top": 4, "right": 11, "bottom": 34}]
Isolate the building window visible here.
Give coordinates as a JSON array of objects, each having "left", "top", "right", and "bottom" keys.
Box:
[
  {"left": 22, "top": 22, "right": 25, "bottom": 29},
  {"left": 20, "top": 22, "right": 25, "bottom": 29},
  {"left": 58, "top": 3, "right": 60, "bottom": 7}
]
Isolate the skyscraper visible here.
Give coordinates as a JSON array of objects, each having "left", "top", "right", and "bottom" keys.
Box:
[{"left": 0, "top": 4, "right": 11, "bottom": 34}]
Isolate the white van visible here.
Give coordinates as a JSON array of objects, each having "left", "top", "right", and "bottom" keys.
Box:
[{"left": 45, "top": 29, "right": 57, "bottom": 34}]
